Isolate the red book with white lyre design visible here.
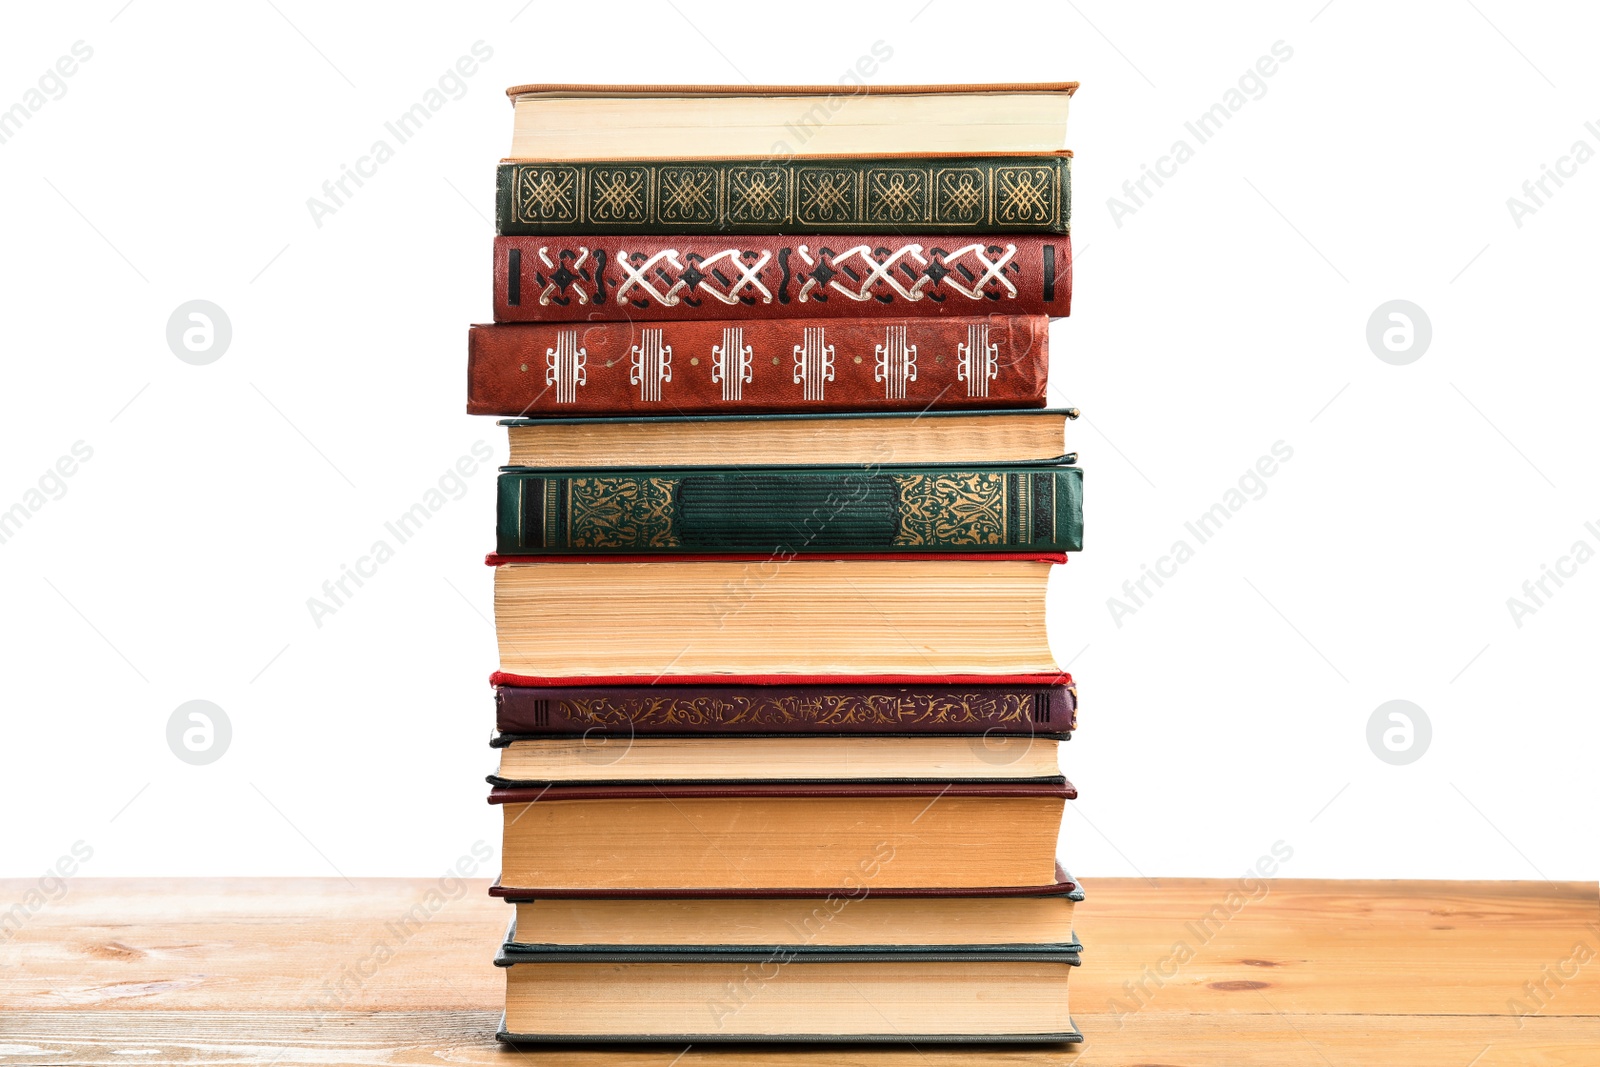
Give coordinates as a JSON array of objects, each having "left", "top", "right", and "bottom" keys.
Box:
[{"left": 466, "top": 315, "right": 1049, "bottom": 416}]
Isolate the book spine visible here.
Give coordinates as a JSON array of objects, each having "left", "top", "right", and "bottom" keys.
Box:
[
  {"left": 495, "top": 156, "right": 1071, "bottom": 236},
  {"left": 489, "top": 780, "right": 1076, "bottom": 802},
  {"left": 492, "top": 234, "right": 1071, "bottom": 324},
  {"left": 467, "top": 316, "right": 1048, "bottom": 416},
  {"left": 494, "top": 683, "right": 1077, "bottom": 736},
  {"left": 495, "top": 467, "right": 1082, "bottom": 555}
]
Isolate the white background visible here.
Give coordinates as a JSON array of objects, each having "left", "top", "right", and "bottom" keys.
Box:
[{"left": 2, "top": 0, "right": 1595, "bottom": 885}]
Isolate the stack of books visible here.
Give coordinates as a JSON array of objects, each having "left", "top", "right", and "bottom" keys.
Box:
[{"left": 467, "top": 81, "right": 1084, "bottom": 1045}]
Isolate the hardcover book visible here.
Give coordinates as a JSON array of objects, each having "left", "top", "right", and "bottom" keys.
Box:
[
  {"left": 489, "top": 780, "right": 1073, "bottom": 890},
  {"left": 491, "top": 557, "right": 1062, "bottom": 679},
  {"left": 496, "top": 868, "right": 1082, "bottom": 948},
  {"left": 489, "top": 734, "right": 1065, "bottom": 787},
  {"left": 495, "top": 929, "right": 1081, "bottom": 1043},
  {"left": 505, "top": 82, "right": 1075, "bottom": 160},
  {"left": 492, "top": 678, "right": 1077, "bottom": 737},
  {"left": 498, "top": 930, "right": 1081, "bottom": 963},
  {"left": 499, "top": 409, "right": 1076, "bottom": 468},
  {"left": 490, "top": 865, "right": 1085, "bottom": 901},
  {"left": 496, "top": 155, "right": 1070, "bottom": 236},
  {"left": 493, "top": 234, "right": 1071, "bottom": 323},
  {"left": 495, "top": 464, "right": 1082, "bottom": 556},
  {"left": 466, "top": 315, "right": 1050, "bottom": 416}
]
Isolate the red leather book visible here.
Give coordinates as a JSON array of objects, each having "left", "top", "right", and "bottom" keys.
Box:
[
  {"left": 467, "top": 315, "right": 1049, "bottom": 415},
  {"left": 492, "top": 234, "right": 1071, "bottom": 323},
  {"left": 493, "top": 678, "right": 1077, "bottom": 737}
]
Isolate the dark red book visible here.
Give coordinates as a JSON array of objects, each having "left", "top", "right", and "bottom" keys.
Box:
[
  {"left": 493, "top": 678, "right": 1076, "bottom": 737},
  {"left": 493, "top": 234, "right": 1071, "bottom": 323},
  {"left": 466, "top": 314, "right": 1049, "bottom": 416}
]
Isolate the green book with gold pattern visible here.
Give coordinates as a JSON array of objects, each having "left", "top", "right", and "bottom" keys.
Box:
[
  {"left": 495, "top": 464, "right": 1082, "bottom": 556},
  {"left": 495, "top": 155, "right": 1071, "bottom": 236}
]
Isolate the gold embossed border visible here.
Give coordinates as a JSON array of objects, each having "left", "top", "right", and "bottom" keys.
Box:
[{"left": 559, "top": 692, "right": 1037, "bottom": 729}]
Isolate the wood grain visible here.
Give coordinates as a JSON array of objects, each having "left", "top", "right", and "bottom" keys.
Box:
[
  {"left": 0, "top": 1012, "right": 1596, "bottom": 1066},
  {"left": 1, "top": 877, "right": 1596, "bottom": 1065}
]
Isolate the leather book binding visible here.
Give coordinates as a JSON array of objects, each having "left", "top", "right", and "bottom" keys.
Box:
[
  {"left": 467, "top": 315, "right": 1049, "bottom": 416},
  {"left": 496, "top": 155, "right": 1070, "bottom": 236},
  {"left": 493, "top": 679, "right": 1076, "bottom": 738},
  {"left": 495, "top": 464, "right": 1082, "bottom": 555},
  {"left": 492, "top": 234, "right": 1071, "bottom": 323}
]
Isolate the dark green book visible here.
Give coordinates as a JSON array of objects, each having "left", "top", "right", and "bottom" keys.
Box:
[
  {"left": 494, "top": 918, "right": 1082, "bottom": 1044},
  {"left": 495, "top": 155, "right": 1071, "bottom": 236},
  {"left": 495, "top": 464, "right": 1082, "bottom": 555}
]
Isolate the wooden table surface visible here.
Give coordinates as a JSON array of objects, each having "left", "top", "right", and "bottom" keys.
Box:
[{"left": 2, "top": 877, "right": 1597, "bottom": 1065}]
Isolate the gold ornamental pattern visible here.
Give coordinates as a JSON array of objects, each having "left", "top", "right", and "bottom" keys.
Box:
[
  {"left": 894, "top": 472, "right": 1008, "bottom": 546},
  {"left": 559, "top": 692, "right": 1039, "bottom": 729},
  {"left": 995, "top": 165, "right": 1057, "bottom": 224},
  {"left": 501, "top": 158, "right": 1068, "bottom": 232},
  {"left": 513, "top": 167, "right": 579, "bottom": 223},
  {"left": 566, "top": 476, "right": 679, "bottom": 549}
]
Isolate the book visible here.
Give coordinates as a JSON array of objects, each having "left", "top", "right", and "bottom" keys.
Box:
[
  {"left": 504, "top": 82, "right": 1075, "bottom": 160},
  {"left": 490, "top": 866, "right": 1085, "bottom": 901},
  {"left": 495, "top": 464, "right": 1082, "bottom": 556},
  {"left": 466, "top": 316, "right": 1051, "bottom": 416},
  {"left": 472, "top": 78, "right": 1094, "bottom": 1052},
  {"left": 490, "top": 734, "right": 1065, "bottom": 786},
  {"left": 489, "top": 781, "right": 1073, "bottom": 890},
  {"left": 495, "top": 934, "right": 1080, "bottom": 1043},
  {"left": 496, "top": 155, "right": 1070, "bottom": 236},
  {"left": 493, "top": 234, "right": 1071, "bottom": 323},
  {"left": 491, "top": 558, "right": 1061, "bottom": 678},
  {"left": 500, "top": 409, "right": 1076, "bottom": 467},
  {"left": 496, "top": 868, "right": 1082, "bottom": 947},
  {"left": 492, "top": 678, "right": 1077, "bottom": 737}
]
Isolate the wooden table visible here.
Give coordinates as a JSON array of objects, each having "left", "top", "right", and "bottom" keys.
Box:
[{"left": 2, "top": 878, "right": 1596, "bottom": 1064}]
